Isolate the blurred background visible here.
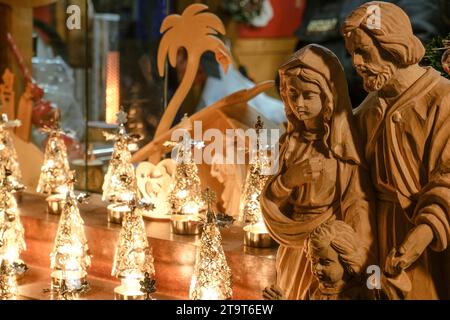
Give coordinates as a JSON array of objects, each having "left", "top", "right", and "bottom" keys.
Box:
[{"left": 0, "top": 0, "right": 449, "bottom": 192}]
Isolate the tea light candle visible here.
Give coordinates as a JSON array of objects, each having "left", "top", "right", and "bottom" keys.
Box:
[
  {"left": 114, "top": 274, "right": 145, "bottom": 300},
  {"left": 51, "top": 269, "right": 87, "bottom": 290},
  {"left": 46, "top": 194, "right": 66, "bottom": 215},
  {"left": 181, "top": 201, "right": 200, "bottom": 215},
  {"left": 199, "top": 286, "right": 222, "bottom": 300},
  {"left": 243, "top": 222, "right": 275, "bottom": 248},
  {"left": 107, "top": 204, "right": 131, "bottom": 224},
  {"left": 117, "top": 191, "right": 135, "bottom": 203},
  {"left": 170, "top": 214, "right": 202, "bottom": 235}
]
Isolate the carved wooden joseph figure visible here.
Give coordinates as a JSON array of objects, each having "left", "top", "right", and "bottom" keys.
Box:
[
  {"left": 341, "top": 1, "right": 450, "bottom": 299},
  {"left": 260, "top": 44, "right": 377, "bottom": 300}
]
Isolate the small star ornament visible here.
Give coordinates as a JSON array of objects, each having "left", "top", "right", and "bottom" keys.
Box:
[{"left": 116, "top": 110, "right": 128, "bottom": 125}]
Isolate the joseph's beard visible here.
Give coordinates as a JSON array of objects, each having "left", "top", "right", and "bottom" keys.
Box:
[{"left": 357, "top": 63, "right": 395, "bottom": 92}]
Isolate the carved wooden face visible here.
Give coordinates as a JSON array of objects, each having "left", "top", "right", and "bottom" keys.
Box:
[
  {"left": 284, "top": 76, "right": 323, "bottom": 121},
  {"left": 345, "top": 29, "right": 396, "bottom": 92},
  {"left": 309, "top": 245, "right": 345, "bottom": 286}
]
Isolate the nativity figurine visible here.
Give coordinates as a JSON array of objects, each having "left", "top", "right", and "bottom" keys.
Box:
[
  {"left": 342, "top": 1, "right": 450, "bottom": 299},
  {"left": 260, "top": 44, "right": 377, "bottom": 300}
]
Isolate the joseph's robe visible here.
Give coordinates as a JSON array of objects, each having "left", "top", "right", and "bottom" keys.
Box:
[{"left": 354, "top": 67, "right": 450, "bottom": 299}]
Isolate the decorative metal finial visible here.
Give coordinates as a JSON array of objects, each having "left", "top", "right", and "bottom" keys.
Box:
[
  {"left": 255, "top": 116, "right": 264, "bottom": 152},
  {"left": 201, "top": 187, "right": 216, "bottom": 211},
  {"left": 255, "top": 116, "right": 264, "bottom": 133},
  {"left": 117, "top": 109, "right": 128, "bottom": 126}
]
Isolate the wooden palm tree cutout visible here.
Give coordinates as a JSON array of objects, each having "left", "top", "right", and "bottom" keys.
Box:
[{"left": 154, "top": 3, "right": 231, "bottom": 141}]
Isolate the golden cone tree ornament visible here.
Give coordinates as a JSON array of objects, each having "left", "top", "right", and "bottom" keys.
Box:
[
  {"left": 50, "top": 174, "right": 91, "bottom": 291},
  {"left": 189, "top": 188, "right": 232, "bottom": 300},
  {"left": 0, "top": 114, "right": 23, "bottom": 190},
  {"left": 102, "top": 110, "right": 138, "bottom": 202},
  {"left": 36, "top": 118, "right": 71, "bottom": 195},
  {"left": 0, "top": 167, "right": 26, "bottom": 266},
  {"left": 112, "top": 197, "right": 156, "bottom": 299},
  {"left": 239, "top": 116, "right": 272, "bottom": 225},
  {"left": 167, "top": 115, "right": 204, "bottom": 216}
]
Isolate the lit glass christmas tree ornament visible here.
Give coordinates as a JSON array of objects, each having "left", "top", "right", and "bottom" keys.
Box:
[
  {"left": 102, "top": 110, "right": 138, "bottom": 203},
  {"left": 240, "top": 117, "right": 274, "bottom": 248},
  {"left": 166, "top": 115, "right": 205, "bottom": 235},
  {"left": 0, "top": 114, "right": 23, "bottom": 195},
  {"left": 37, "top": 116, "right": 71, "bottom": 197},
  {"left": 189, "top": 188, "right": 232, "bottom": 300},
  {"left": 112, "top": 198, "right": 156, "bottom": 300},
  {"left": 0, "top": 166, "right": 27, "bottom": 300},
  {"left": 50, "top": 174, "right": 90, "bottom": 296},
  {"left": 0, "top": 166, "right": 26, "bottom": 268}
]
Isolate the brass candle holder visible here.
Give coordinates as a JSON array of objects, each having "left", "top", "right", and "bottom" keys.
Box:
[
  {"left": 107, "top": 203, "right": 130, "bottom": 224},
  {"left": 243, "top": 224, "right": 276, "bottom": 248},
  {"left": 46, "top": 194, "right": 66, "bottom": 215},
  {"left": 170, "top": 214, "right": 202, "bottom": 235},
  {"left": 114, "top": 275, "right": 145, "bottom": 300}
]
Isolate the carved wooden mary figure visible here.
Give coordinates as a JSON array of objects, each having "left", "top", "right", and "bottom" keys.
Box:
[{"left": 261, "top": 44, "right": 377, "bottom": 300}]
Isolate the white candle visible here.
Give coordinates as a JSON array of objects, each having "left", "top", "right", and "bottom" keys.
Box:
[
  {"left": 248, "top": 222, "right": 269, "bottom": 234},
  {"left": 199, "top": 286, "right": 221, "bottom": 300},
  {"left": 176, "top": 190, "right": 188, "bottom": 199},
  {"left": 181, "top": 201, "right": 199, "bottom": 215}
]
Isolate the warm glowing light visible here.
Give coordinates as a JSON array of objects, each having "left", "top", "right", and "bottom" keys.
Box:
[
  {"left": 47, "top": 193, "right": 66, "bottom": 202},
  {"left": 51, "top": 270, "right": 86, "bottom": 285},
  {"left": 190, "top": 276, "right": 224, "bottom": 300},
  {"left": 199, "top": 286, "right": 221, "bottom": 300},
  {"left": 176, "top": 190, "right": 188, "bottom": 199},
  {"left": 65, "top": 258, "right": 79, "bottom": 271},
  {"left": 3, "top": 247, "right": 18, "bottom": 263},
  {"left": 46, "top": 159, "right": 55, "bottom": 168},
  {"left": 118, "top": 191, "right": 135, "bottom": 202},
  {"left": 105, "top": 51, "right": 120, "bottom": 124},
  {"left": 55, "top": 185, "right": 69, "bottom": 194},
  {"left": 128, "top": 143, "right": 138, "bottom": 152},
  {"left": 122, "top": 275, "right": 143, "bottom": 295},
  {"left": 247, "top": 222, "right": 269, "bottom": 234},
  {"left": 181, "top": 201, "right": 199, "bottom": 215},
  {"left": 59, "top": 244, "right": 83, "bottom": 257},
  {"left": 108, "top": 204, "right": 130, "bottom": 213},
  {"left": 113, "top": 273, "right": 146, "bottom": 299}
]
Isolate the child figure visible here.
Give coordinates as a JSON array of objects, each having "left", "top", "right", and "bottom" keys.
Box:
[{"left": 306, "top": 219, "right": 372, "bottom": 300}]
